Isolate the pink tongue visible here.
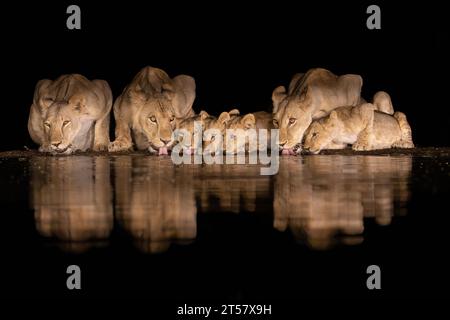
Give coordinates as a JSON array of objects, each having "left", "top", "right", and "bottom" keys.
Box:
[
  {"left": 158, "top": 147, "right": 168, "bottom": 155},
  {"left": 281, "top": 149, "right": 291, "bottom": 155}
]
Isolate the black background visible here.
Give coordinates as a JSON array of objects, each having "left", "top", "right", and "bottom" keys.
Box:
[
  {"left": 0, "top": 0, "right": 449, "bottom": 306},
  {"left": 0, "top": 0, "right": 448, "bottom": 151}
]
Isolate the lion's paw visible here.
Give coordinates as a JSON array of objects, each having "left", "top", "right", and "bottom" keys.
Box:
[
  {"left": 392, "top": 141, "right": 414, "bottom": 149},
  {"left": 108, "top": 140, "right": 132, "bottom": 152},
  {"left": 38, "top": 145, "right": 51, "bottom": 153},
  {"left": 352, "top": 142, "right": 370, "bottom": 151},
  {"left": 93, "top": 143, "right": 109, "bottom": 152}
]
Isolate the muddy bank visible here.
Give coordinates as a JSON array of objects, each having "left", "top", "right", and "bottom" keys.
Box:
[{"left": 0, "top": 147, "right": 449, "bottom": 159}]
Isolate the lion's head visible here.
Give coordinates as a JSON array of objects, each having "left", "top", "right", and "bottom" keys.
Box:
[
  {"left": 42, "top": 97, "right": 94, "bottom": 154},
  {"left": 272, "top": 85, "right": 314, "bottom": 154},
  {"left": 174, "top": 111, "right": 209, "bottom": 155},
  {"left": 303, "top": 111, "right": 340, "bottom": 154},
  {"left": 202, "top": 111, "right": 231, "bottom": 155},
  {"left": 224, "top": 109, "right": 256, "bottom": 154},
  {"left": 130, "top": 89, "right": 177, "bottom": 155}
]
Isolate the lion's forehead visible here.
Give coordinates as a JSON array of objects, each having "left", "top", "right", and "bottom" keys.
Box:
[{"left": 143, "top": 98, "right": 174, "bottom": 115}]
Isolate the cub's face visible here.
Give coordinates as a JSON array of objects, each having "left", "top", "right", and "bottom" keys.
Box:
[
  {"left": 202, "top": 112, "right": 230, "bottom": 155},
  {"left": 43, "top": 101, "right": 91, "bottom": 154},
  {"left": 303, "top": 113, "right": 339, "bottom": 154},
  {"left": 224, "top": 113, "right": 256, "bottom": 154},
  {"left": 175, "top": 115, "right": 204, "bottom": 155}
]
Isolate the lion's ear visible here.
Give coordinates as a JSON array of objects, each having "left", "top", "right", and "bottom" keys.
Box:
[
  {"left": 199, "top": 110, "right": 210, "bottom": 120},
  {"left": 228, "top": 108, "right": 240, "bottom": 117},
  {"left": 70, "top": 96, "right": 88, "bottom": 113},
  {"left": 40, "top": 96, "right": 54, "bottom": 109},
  {"left": 162, "top": 83, "right": 176, "bottom": 101},
  {"left": 129, "top": 89, "right": 147, "bottom": 104},
  {"left": 241, "top": 114, "right": 256, "bottom": 129},
  {"left": 299, "top": 85, "right": 314, "bottom": 103},
  {"left": 329, "top": 110, "right": 338, "bottom": 121},
  {"left": 34, "top": 79, "right": 53, "bottom": 110},
  {"left": 218, "top": 112, "right": 231, "bottom": 126},
  {"left": 272, "top": 86, "right": 287, "bottom": 113}
]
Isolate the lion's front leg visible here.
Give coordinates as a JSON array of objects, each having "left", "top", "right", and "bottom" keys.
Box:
[
  {"left": 326, "top": 141, "right": 347, "bottom": 150},
  {"left": 352, "top": 105, "right": 375, "bottom": 151},
  {"left": 93, "top": 113, "right": 111, "bottom": 152},
  {"left": 108, "top": 101, "right": 133, "bottom": 152},
  {"left": 109, "top": 121, "right": 133, "bottom": 152},
  {"left": 352, "top": 131, "right": 373, "bottom": 151}
]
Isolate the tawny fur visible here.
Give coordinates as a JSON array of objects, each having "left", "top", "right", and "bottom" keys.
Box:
[{"left": 28, "top": 74, "right": 112, "bottom": 154}]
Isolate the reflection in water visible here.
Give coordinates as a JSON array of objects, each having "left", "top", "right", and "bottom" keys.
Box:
[
  {"left": 29, "top": 154, "right": 412, "bottom": 253},
  {"left": 193, "top": 164, "right": 270, "bottom": 213},
  {"left": 274, "top": 156, "right": 412, "bottom": 249},
  {"left": 113, "top": 157, "right": 197, "bottom": 253},
  {"left": 30, "top": 157, "right": 113, "bottom": 252}
]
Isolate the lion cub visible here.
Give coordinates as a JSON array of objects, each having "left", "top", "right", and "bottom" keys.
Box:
[
  {"left": 303, "top": 103, "right": 414, "bottom": 154},
  {"left": 28, "top": 74, "right": 112, "bottom": 154},
  {"left": 175, "top": 111, "right": 230, "bottom": 155},
  {"left": 224, "top": 109, "right": 274, "bottom": 154}
]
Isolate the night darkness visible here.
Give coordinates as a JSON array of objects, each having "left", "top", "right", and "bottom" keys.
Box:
[
  {"left": 1, "top": 0, "right": 450, "bottom": 307},
  {"left": 1, "top": 0, "right": 448, "bottom": 151}
]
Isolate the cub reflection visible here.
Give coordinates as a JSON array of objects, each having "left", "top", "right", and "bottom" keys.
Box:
[
  {"left": 30, "top": 157, "right": 113, "bottom": 252},
  {"left": 274, "top": 156, "right": 412, "bottom": 249},
  {"left": 113, "top": 157, "right": 197, "bottom": 253},
  {"left": 193, "top": 164, "right": 270, "bottom": 213}
]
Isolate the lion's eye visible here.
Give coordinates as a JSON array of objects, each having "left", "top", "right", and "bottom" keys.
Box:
[
  {"left": 63, "top": 120, "right": 71, "bottom": 126},
  {"left": 149, "top": 116, "right": 157, "bottom": 123},
  {"left": 211, "top": 135, "right": 216, "bottom": 142},
  {"left": 273, "top": 119, "right": 279, "bottom": 127},
  {"left": 44, "top": 122, "right": 51, "bottom": 128},
  {"left": 289, "top": 118, "right": 297, "bottom": 125},
  {"left": 170, "top": 115, "right": 175, "bottom": 122}
]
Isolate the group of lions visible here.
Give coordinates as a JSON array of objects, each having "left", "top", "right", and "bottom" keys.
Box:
[{"left": 28, "top": 66, "right": 414, "bottom": 155}]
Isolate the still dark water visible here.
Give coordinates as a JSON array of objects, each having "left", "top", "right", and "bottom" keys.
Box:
[{"left": 0, "top": 153, "right": 449, "bottom": 299}]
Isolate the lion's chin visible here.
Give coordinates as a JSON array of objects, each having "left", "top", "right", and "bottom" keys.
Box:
[{"left": 50, "top": 145, "right": 73, "bottom": 155}]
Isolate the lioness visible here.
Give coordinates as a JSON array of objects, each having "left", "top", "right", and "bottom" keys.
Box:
[
  {"left": 272, "top": 68, "right": 363, "bottom": 155},
  {"left": 109, "top": 66, "right": 196, "bottom": 155},
  {"left": 224, "top": 109, "right": 274, "bottom": 154},
  {"left": 28, "top": 74, "right": 112, "bottom": 154},
  {"left": 303, "top": 103, "right": 414, "bottom": 154}
]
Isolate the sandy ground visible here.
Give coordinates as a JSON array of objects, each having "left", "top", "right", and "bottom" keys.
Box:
[{"left": 0, "top": 147, "right": 449, "bottom": 159}]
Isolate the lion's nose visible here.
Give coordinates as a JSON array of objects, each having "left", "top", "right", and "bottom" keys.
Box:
[
  {"left": 52, "top": 142, "right": 61, "bottom": 147},
  {"left": 160, "top": 138, "right": 171, "bottom": 145}
]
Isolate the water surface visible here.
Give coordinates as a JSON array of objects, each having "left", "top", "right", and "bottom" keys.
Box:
[{"left": 0, "top": 152, "right": 449, "bottom": 298}]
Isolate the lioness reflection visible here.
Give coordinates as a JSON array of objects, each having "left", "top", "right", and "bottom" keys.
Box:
[
  {"left": 113, "top": 157, "right": 197, "bottom": 253},
  {"left": 30, "top": 157, "right": 113, "bottom": 252},
  {"left": 274, "top": 156, "right": 412, "bottom": 249}
]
